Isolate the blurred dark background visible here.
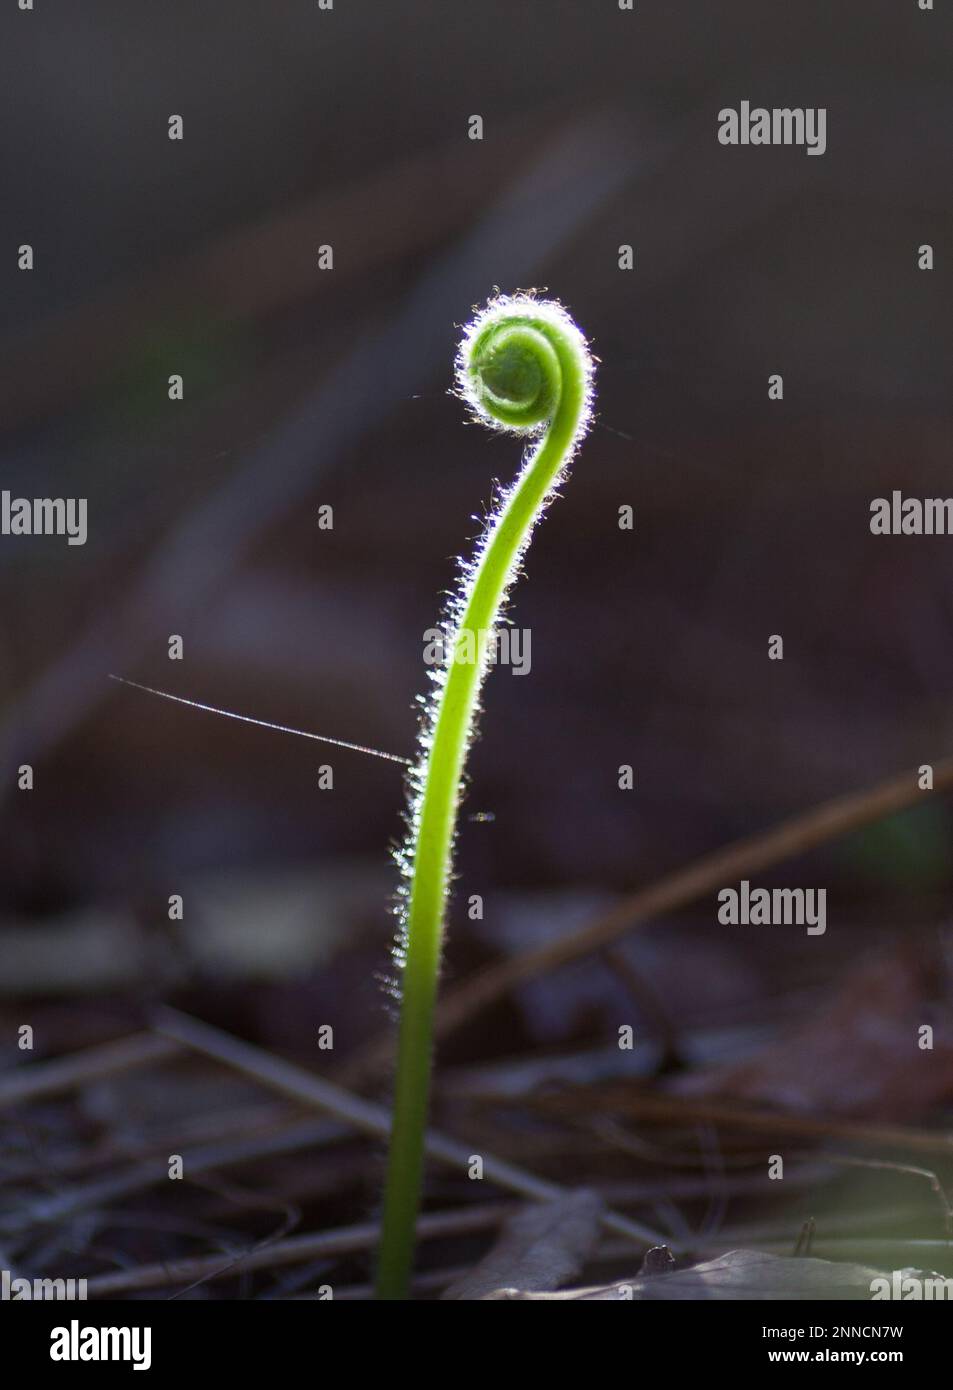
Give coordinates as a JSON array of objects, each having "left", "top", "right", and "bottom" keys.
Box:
[{"left": 1, "top": 1, "right": 952, "bottom": 1067}]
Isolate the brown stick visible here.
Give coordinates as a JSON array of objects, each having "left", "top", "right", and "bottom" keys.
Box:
[
  {"left": 84, "top": 1203, "right": 516, "bottom": 1297},
  {"left": 0, "top": 1033, "right": 179, "bottom": 1110},
  {"left": 153, "top": 1007, "right": 664, "bottom": 1250},
  {"left": 539, "top": 1087, "right": 953, "bottom": 1159},
  {"left": 345, "top": 755, "right": 952, "bottom": 1082}
]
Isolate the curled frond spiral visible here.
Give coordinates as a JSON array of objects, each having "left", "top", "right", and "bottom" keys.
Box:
[
  {"left": 377, "top": 293, "right": 595, "bottom": 1300},
  {"left": 457, "top": 292, "right": 594, "bottom": 438}
]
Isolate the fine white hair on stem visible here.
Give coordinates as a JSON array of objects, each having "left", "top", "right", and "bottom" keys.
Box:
[{"left": 390, "top": 291, "right": 595, "bottom": 970}]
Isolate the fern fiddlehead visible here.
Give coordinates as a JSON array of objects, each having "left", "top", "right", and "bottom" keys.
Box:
[{"left": 377, "top": 294, "right": 595, "bottom": 1299}]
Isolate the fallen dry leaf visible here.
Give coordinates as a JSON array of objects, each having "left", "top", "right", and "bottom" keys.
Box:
[
  {"left": 670, "top": 948, "right": 953, "bottom": 1123},
  {"left": 481, "top": 1249, "right": 945, "bottom": 1300},
  {"left": 442, "top": 1191, "right": 604, "bottom": 1300}
]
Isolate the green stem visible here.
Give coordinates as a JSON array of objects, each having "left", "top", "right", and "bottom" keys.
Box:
[{"left": 376, "top": 295, "right": 594, "bottom": 1299}]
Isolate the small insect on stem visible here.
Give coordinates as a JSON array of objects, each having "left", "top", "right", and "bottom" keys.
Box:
[{"left": 377, "top": 293, "right": 595, "bottom": 1299}]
